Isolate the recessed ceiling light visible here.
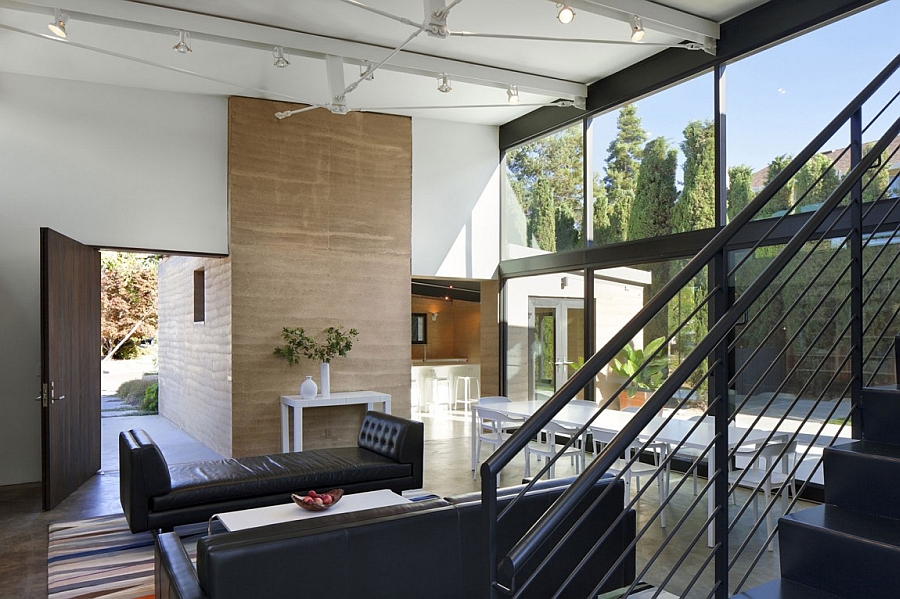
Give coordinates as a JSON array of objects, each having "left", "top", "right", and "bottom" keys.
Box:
[
  {"left": 557, "top": 4, "right": 575, "bottom": 24},
  {"left": 48, "top": 8, "right": 68, "bottom": 38}
]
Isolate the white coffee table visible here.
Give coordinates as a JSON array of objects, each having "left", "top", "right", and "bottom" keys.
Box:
[{"left": 214, "top": 489, "right": 411, "bottom": 532}]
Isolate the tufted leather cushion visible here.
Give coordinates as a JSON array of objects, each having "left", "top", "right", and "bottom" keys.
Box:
[
  {"left": 154, "top": 448, "right": 409, "bottom": 511},
  {"left": 122, "top": 412, "right": 424, "bottom": 533},
  {"left": 359, "top": 411, "right": 423, "bottom": 488}
]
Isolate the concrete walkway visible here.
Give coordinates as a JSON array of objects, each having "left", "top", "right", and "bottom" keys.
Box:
[{"left": 100, "top": 414, "right": 222, "bottom": 473}]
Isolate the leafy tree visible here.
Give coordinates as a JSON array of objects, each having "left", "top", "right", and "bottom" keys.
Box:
[
  {"left": 592, "top": 177, "right": 612, "bottom": 245},
  {"left": 629, "top": 136, "right": 677, "bottom": 240},
  {"left": 101, "top": 252, "right": 159, "bottom": 359},
  {"left": 727, "top": 165, "right": 754, "bottom": 222},
  {"left": 506, "top": 126, "right": 584, "bottom": 251},
  {"left": 673, "top": 119, "right": 715, "bottom": 233},
  {"left": 759, "top": 154, "right": 795, "bottom": 217},
  {"left": 795, "top": 153, "right": 841, "bottom": 210},
  {"left": 629, "top": 136, "right": 677, "bottom": 344},
  {"left": 862, "top": 142, "right": 891, "bottom": 203},
  {"left": 528, "top": 177, "right": 556, "bottom": 251},
  {"left": 604, "top": 104, "right": 647, "bottom": 242}
]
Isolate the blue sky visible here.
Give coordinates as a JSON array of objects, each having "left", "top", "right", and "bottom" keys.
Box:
[{"left": 590, "top": 0, "right": 900, "bottom": 176}]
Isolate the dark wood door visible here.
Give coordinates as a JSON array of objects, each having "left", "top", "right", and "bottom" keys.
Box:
[{"left": 41, "top": 228, "right": 101, "bottom": 510}]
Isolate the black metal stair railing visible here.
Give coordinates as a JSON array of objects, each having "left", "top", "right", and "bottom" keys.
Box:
[{"left": 483, "top": 52, "right": 900, "bottom": 599}]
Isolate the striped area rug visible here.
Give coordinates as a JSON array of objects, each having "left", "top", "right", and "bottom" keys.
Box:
[{"left": 48, "top": 514, "right": 206, "bottom": 599}]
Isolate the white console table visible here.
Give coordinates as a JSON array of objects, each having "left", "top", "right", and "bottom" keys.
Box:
[{"left": 280, "top": 391, "right": 392, "bottom": 452}]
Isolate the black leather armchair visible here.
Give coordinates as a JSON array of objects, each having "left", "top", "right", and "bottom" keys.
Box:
[{"left": 155, "top": 476, "right": 636, "bottom": 599}]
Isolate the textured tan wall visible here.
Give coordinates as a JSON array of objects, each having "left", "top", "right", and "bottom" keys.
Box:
[
  {"left": 228, "top": 97, "right": 412, "bottom": 457},
  {"left": 157, "top": 255, "right": 233, "bottom": 456},
  {"left": 480, "top": 279, "right": 500, "bottom": 396}
]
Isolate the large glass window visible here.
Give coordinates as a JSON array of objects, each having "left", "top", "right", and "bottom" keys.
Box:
[
  {"left": 504, "top": 123, "right": 584, "bottom": 258},
  {"left": 588, "top": 73, "right": 714, "bottom": 245},
  {"left": 725, "top": 0, "right": 900, "bottom": 221}
]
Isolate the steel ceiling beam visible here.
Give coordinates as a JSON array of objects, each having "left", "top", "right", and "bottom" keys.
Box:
[{"left": 0, "top": 0, "right": 587, "bottom": 99}]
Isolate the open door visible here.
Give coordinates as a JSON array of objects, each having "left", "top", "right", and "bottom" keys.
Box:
[{"left": 41, "top": 228, "right": 101, "bottom": 510}]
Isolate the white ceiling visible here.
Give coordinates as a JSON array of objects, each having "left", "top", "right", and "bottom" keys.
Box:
[{"left": 0, "top": 0, "right": 768, "bottom": 125}]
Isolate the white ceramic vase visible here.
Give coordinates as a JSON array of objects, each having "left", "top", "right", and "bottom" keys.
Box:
[
  {"left": 299, "top": 375, "right": 318, "bottom": 399},
  {"left": 320, "top": 362, "right": 331, "bottom": 397}
]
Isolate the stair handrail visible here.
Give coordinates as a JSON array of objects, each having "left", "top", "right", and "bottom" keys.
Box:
[{"left": 484, "top": 51, "right": 900, "bottom": 595}]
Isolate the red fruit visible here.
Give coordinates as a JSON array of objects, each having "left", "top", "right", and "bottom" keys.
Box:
[
  {"left": 314, "top": 497, "right": 324, "bottom": 506},
  {"left": 308, "top": 490, "right": 318, "bottom": 498},
  {"left": 302, "top": 496, "right": 313, "bottom": 503},
  {"left": 322, "top": 494, "right": 333, "bottom": 505}
]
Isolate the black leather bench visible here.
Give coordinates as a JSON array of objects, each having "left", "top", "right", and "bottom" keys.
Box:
[
  {"left": 119, "top": 411, "right": 423, "bottom": 533},
  {"left": 155, "top": 476, "right": 636, "bottom": 599}
]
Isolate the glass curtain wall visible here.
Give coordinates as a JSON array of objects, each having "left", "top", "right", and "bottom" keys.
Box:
[
  {"left": 504, "top": 123, "right": 584, "bottom": 258},
  {"left": 725, "top": 1, "right": 900, "bottom": 222},
  {"left": 588, "top": 74, "right": 714, "bottom": 244}
]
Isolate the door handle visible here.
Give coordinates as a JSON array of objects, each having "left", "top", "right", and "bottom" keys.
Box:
[{"left": 50, "top": 381, "right": 65, "bottom": 402}]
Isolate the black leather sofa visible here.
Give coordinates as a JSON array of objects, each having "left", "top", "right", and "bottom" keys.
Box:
[
  {"left": 155, "top": 476, "right": 636, "bottom": 599},
  {"left": 120, "top": 411, "right": 423, "bottom": 533}
]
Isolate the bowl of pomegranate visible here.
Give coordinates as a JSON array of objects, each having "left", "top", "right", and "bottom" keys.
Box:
[{"left": 291, "top": 489, "right": 344, "bottom": 511}]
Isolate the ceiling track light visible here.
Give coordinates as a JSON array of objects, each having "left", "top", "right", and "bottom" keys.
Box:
[
  {"left": 557, "top": 3, "right": 575, "bottom": 24},
  {"left": 272, "top": 46, "right": 289, "bottom": 68},
  {"left": 173, "top": 29, "right": 191, "bottom": 53},
  {"left": 630, "top": 15, "right": 645, "bottom": 43},
  {"left": 506, "top": 85, "right": 520, "bottom": 104},
  {"left": 437, "top": 73, "right": 451, "bottom": 93},
  {"left": 48, "top": 8, "right": 68, "bottom": 38}
]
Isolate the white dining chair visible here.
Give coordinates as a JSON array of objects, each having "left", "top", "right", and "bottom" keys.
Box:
[
  {"left": 590, "top": 426, "right": 670, "bottom": 528},
  {"left": 728, "top": 439, "right": 798, "bottom": 550},
  {"left": 473, "top": 399, "right": 526, "bottom": 480},
  {"left": 524, "top": 420, "right": 586, "bottom": 479}
]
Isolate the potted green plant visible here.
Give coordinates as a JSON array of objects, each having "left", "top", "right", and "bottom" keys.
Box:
[
  {"left": 274, "top": 326, "right": 359, "bottom": 397},
  {"left": 608, "top": 336, "right": 668, "bottom": 408}
]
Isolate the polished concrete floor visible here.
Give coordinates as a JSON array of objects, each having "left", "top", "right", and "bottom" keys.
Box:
[{"left": 0, "top": 408, "right": 800, "bottom": 598}]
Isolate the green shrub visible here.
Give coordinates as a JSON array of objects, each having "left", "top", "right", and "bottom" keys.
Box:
[
  {"left": 142, "top": 383, "right": 159, "bottom": 412},
  {"left": 116, "top": 376, "right": 158, "bottom": 407}
]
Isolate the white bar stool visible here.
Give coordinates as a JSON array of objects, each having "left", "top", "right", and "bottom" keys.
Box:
[
  {"left": 430, "top": 370, "right": 451, "bottom": 412},
  {"left": 453, "top": 376, "right": 480, "bottom": 412}
]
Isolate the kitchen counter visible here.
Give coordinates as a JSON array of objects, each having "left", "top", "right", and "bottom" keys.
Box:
[{"left": 411, "top": 362, "right": 480, "bottom": 411}]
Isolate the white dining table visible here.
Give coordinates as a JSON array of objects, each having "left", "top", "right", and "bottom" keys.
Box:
[{"left": 471, "top": 399, "right": 783, "bottom": 547}]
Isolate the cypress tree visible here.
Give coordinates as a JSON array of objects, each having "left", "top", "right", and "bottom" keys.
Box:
[
  {"left": 604, "top": 104, "right": 647, "bottom": 242},
  {"left": 673, "top": 119, "right": 715, "bottom": 233},
  {"left": 726, "top": 165, "right": 754, "bottom": 222},
  {"left": 760, "top": 154, "right": 794, "bottom": 217},
  {"left": 628, "top": 136, "right": 677, "bottom": 241},
  {"left": 795, "top": 153, "right": 841, "bottom": 210},
  {"left": 528, "top": 177, "right": 556, "bottom": 252}
]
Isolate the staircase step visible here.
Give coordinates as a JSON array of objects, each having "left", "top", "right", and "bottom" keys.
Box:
[
  {"left": 824, "top": 440, "right": 900, "bottom": 519},
  {"left": 860, "top": 386, "right": 900, "bottom": 444},
  {"left": 731, "top": 578, "right": 847, "bottom": 599},
  {"left": 779, "top": 504, "right": 900, "bottom": 599}
]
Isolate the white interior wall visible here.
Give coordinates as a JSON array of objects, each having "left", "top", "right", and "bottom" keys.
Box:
[
  {"left": 0, "top": 73, "right": 227, "bottom": 485},
  {"left": 411, "top": 118, "right": 500, "bottom": 279}
]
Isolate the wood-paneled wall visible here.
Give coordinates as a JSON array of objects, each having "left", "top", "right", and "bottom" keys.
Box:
[{"left": 228, "top": 97, "right": 412, "bottom": 456}]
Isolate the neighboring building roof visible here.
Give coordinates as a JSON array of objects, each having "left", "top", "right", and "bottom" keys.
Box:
[{"left": 750, "top": 135, "right": 900, "bottom": 191}]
